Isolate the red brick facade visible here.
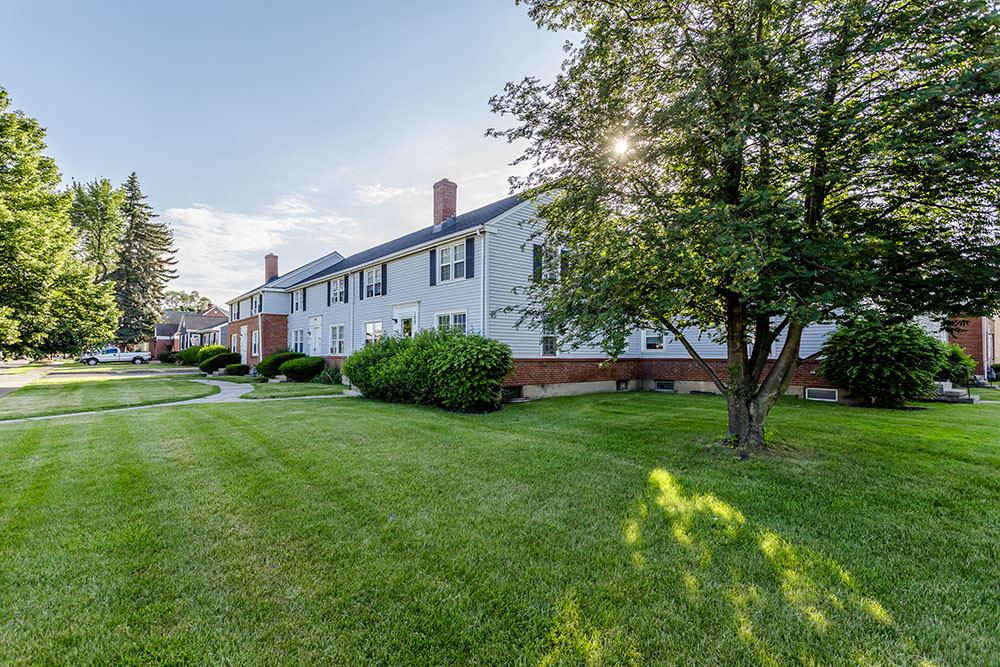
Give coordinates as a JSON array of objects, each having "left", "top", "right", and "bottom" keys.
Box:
[
  {"left": 949, "top": 317, "right": 994, "bottom": 375},
  {"left": 503, "top": 357, "right": 830, "bottom": 389},
  {"left": 228, "top": 314, "right": 289, "bottom": 368}
]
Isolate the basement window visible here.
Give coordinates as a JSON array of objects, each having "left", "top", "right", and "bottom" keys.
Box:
[
  {"left": 805, "top": 387, "right": 838, "bottom": 402},
  {"left": 654, "top": 380, "right": 675, "bottom": 392}
]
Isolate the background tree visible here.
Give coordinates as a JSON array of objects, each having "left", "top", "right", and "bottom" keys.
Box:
[
  {"left": 490, "top": 0, "right": 1000, "bottom": 455},
  {"left": 0, "top": 87, "right": 117, "bottom": 357},
  {"left": 111, "top": 172, "right": 177, "bottom": 347},
  {"left": 163, "top": 289, "right": 212, "bottom": 311},
  {"left": 68, "top": 178, "right": 124, "bottom": 283}
]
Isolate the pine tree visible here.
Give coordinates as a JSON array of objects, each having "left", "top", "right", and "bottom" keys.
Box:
[{"left": 112, "top": 173, "right": 177, "bottom": 347}]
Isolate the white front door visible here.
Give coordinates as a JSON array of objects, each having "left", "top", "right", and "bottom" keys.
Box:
[
  {"left": 239, "top": 326, "right": 248, "bottom": 364},
  {"left": 393, "top": 303, "right": 419, "bottom": 338},
  {"left": 309, "top": 316, "right": 322, "bottom": 356}
]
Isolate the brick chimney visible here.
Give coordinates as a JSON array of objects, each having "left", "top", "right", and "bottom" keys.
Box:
[
  {"left": 433, "top": 178, "right": 457, "bottom": 228},
  {"left": 264, "top": 253, "right": 278, "bottom": 282}
]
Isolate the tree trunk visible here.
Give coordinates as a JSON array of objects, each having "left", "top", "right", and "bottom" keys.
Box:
[{"left": 726, "top": 394, "right": 766, "bottom": 458}]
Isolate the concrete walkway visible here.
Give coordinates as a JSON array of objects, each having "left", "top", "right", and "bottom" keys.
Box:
[
  {"left": 0, "top": 362, "right": 55, "bottom": 399},
  {"left": 0, "top": 379, "right": 347, "bottom": 425}
]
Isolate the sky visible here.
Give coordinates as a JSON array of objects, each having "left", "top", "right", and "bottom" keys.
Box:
[{"left": 0, "top": 0, "right": 570, "bottom": 301}]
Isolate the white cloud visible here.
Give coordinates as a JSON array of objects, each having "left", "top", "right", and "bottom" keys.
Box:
[{"left": 351, "top": 183, "right": 421, "bottom": 206}]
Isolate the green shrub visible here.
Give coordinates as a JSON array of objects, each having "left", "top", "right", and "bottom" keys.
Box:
[
  {"left": 279, "top": 356, "right": 327, "bottom": 382},
  {"left": 196, "top": 345, "right": 229, "bottom": 363},
  {"left": 158, "top": 352, "right": 175, "bottom": 364},
  {"left": 821, "top": 321, "right": 946, "bottom": 408},
  {"left": 225, "top": 363, "right": 250, "bottom": 376},
  {"left": 342, "top": 329, "right": 512, "bottom": 412},
  {"left": 177, "top": 345, "right": 204, "bottom": 365},
  {"left": 428, "top": 334, "right": 513, "bottom": 412},
  {"left": 310, "top": 367, "right": 342, "bottom": 384},
  {"left": 199, "top": 352, "right": 241, "bottom": 373},
  {"left": 256, "top": 351, "right": 306, "bottom": 378},
  {"left": 937, "top": 343, "right": 977, "bottom": 384}
]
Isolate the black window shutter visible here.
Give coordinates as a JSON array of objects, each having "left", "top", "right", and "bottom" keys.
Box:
[
  {"left": 302, "top": 288, "right": 306, "bottom": 311},
  {"left": 532, "top": 244, "right": 542, "bottom": 281},
  {"left": 290, "top": 293, "right": 294, "bottom": 313},
  {"left": 342, "top": 277, "right": 348, "bottom": 303},
  {"left": 381, "top": 263, "right": 387, "bottom": 296},
  {"left": 359, "top": 272, "right": 364, "bottom": 300},
  {"left": 429, "top": 249, "right": 437, "bottom": 286},
  {"left": 259, "top": 295, "right": 263, "bottom": 313},
  {"left": 466, "top": 237, "right": 475, "bottom": 278},
  {"left": 327, "top": 280, "right": 331, "bottom": 307}
]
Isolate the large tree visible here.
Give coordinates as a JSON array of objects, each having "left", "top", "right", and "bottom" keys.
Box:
[
  {"left": 490, "top": 0, "right": 1000, "bottom": 454},
  {"left": 0, "top": 87, "right": 117, "bottom": 357},
  {"left": 163, "top": 289, "right": 212, "bottom": 312},
  {"left": 111, "top": 172, "right": 177, "bottom": 347},
  {"left": 68, "top": 178, "right": 125, "bottom": 283}
]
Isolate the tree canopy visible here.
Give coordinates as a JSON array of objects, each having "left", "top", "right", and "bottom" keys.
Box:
[
  {"left": 0, "top": 88, "right": 116, "bottom": 357},
  {"left": 491, "top": 0, "right": 1000, "bottom": 453}
]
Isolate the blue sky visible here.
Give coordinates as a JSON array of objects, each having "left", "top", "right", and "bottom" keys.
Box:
[{"left": 1, "top": 1, "right": 569, "bottom": 299}]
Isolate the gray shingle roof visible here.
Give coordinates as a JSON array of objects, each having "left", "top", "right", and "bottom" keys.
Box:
[
  {"left": 293, "top": 195, "right": 523, "bottom": 287},
  {"left": 177, "top": 314, "right": 228, "bottom": 332},
  {"left": 155, "top": 323, "right": 178, "bottom": 336}
]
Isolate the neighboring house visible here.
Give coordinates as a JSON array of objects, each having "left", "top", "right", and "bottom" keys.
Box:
[
  {"left": 948, "top": 316, "right": 997, "bottom": 377},
  {"left": 149, "top": 307, "right": 229, "bottom": 358},
  {"left": 226, "top": 178, "right": 945, "bottom": 401}
]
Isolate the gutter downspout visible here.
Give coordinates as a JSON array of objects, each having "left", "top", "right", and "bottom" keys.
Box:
[{"left": 478, "top": 227, "right": 488, "bottom": 337}]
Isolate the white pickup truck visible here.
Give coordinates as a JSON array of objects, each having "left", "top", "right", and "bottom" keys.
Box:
[{"left": 79, "top": 347, "right": 151, "bottom": 366}]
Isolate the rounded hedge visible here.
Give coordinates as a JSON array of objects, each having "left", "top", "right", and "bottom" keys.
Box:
[
  {"left": 158, "top": 352, "right": 175, "bottom": 364},
  {"left": 256, "top": 351, "right": 306, "bottom": 378},
  {"left": 199, "top": 352, "right": 242, "bottom": 374},
  {"left": 177, "top": 345, "right": 204, "bottom": 365},
  {"left": 821, "top": 321, "right": 945, "bottom": 408},
  {"left": 343, "top": 329, "right": 512, "bottom": 412},
  {"left": 225, "top": 363, "right": 250, "bottom": 376},
  {"left": 197, "top": 345, "right": 229, "bottom": 363},
  {"left": 279, "top": 356, "right": 327, "bottom": 382}
]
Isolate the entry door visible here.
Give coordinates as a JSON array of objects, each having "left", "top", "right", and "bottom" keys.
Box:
[
  {"left": 310, "top": 324, "right": 322, "bottom": 356},
  {"left": 239, "top": 326, "right": 248, "bottom": 364},
  {"left": 393, "top": 303, "right": 419, "bottom": 338}
]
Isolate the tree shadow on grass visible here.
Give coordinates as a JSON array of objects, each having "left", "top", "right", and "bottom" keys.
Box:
[{"left": 538, "top": 469, "right": 938, "bottom": 666}]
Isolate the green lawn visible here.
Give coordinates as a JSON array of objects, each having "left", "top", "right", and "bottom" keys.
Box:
[
  {"left": 241, "top": 382, "right": 347, "bottom": 399},
  {"left": 0, "top": 393, "right": 997, "bottom": 664},
  {"left": 0, "top": 377, "right": 218, "bottom": 420},
  {"left": 0, "top": 362, "right": 49, "bottom": 375},
  {"left": 46, "top": 362, "right": 198, "bottom": 375}
]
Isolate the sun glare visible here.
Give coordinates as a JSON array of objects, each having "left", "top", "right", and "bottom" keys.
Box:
[{"left": 614, "top": 138, "right": 629, "bottom": 154}]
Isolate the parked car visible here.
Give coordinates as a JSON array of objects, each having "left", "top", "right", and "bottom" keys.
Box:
[{"left": 78, "top": 347, "right": 151, "bottom": 365}]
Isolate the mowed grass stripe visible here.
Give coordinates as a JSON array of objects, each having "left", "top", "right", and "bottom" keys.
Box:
[{"left": 0, "top": 393, "right": 997, "bottom": 663}]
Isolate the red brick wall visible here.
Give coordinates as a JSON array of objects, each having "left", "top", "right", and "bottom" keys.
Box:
[
  {"left": 502, "top": 357, "right": 830, "bottom": 388},
  {"left": 229, "top": 314, "right": 289, "bottom": 368},
  {"left": 949, "top": 317, "right": 988, "bottom": 374}
]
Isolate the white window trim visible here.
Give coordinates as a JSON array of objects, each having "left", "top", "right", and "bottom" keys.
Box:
[
  {"left": 364, "top": 268, "right": 383, "bottom": 298},
  {"left": 437, "top": 240, "right": 467, "bottom": 284},
  {"left": 293, "top": 290, "right": 303, "bottom": 312},
  {"left": 435, "top": 310, "right": 468, "bottom": 332},
  {"left": 364, "top": 320, "right": 383, "bottom": 346},
  {"left": 251, "top": 330, "right": 259, "bottom": 356},
  {"left": 329, "top": 323, "right": 345, "bottom": 355},
  {"left": 644, "top": 329, "right": 664, "bottom": 351},
  {"left": 541, "top": 322, "right": 559, "bottom": 358},
  {"left": 331, "top": 277, "right": 344, "bottom": 303},
  {"left": 292, "top": 328, "right": 304, "bottom": 353}
]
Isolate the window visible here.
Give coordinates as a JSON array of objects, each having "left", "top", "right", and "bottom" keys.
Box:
[
  {"left": 438, "top": 242, "right": 466, "bottom": 283},
  {"left": 293, "top": 290, "right": 302, "bottom": 312},
  {"left": 645, "top": 331, "right": 664, "bottom": 350},
  {"left": 251, "top": 330, "right": 259, "bottom": 356},
  {"left": 250, "top": 296, "right": 258, "bottom": 315},
  {"left": 365, "top": 268, "right": 382, "bottom": 297},
  {"left": 541, "top": 322, "right": 558, "bottom": 356},
  {"left": 329, "top": 325, "right": 345, "bottom": 354},
  {"left": 231, "top": 334, "right": 238, "bottom": 352},
  {"left": 331, "top": 277, "right": 344, "bottom": 304},
  {"left": 365, "top": 321, "right": 382, "bottom": 346},
  {"left": 292, "top": 329, "right": 304, "bottom": 353},
  {"left": 436, "top": 312, "right": 467, "bottom": 332}
]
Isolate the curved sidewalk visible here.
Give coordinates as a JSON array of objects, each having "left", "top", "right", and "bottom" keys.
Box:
[{"left": 0, "top": 379, "right": 347, "bottom": 425}]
